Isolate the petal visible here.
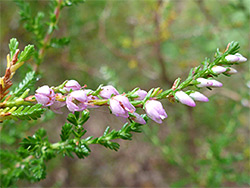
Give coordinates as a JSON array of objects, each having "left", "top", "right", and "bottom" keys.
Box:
[
  {"left": 66, "top": 100, "right": 79, "bottom": 112},
  {"left": 211, "top": 66, "right": 227, "bottom": 74},
  {"left": 210, "top": 80, "right": 223, "bottom": 87},
  {"left": 110, "top": 98, "right": 128, "bottom": 117},
  {"left": 189, "top": 92, "right": 209, "bottom": 102},
  {"left": 35, "top": 94, "right": 50, "bottom": 106},
  {"left": 131, "top": 113, "right": 146, "bottom": 124},
  {"left": 196, "top": 78, "right": 213, "bottom": 87},
  {"left": 99, "top": 85, "right": 119, "bottom": 99},
  {"left": 175, "top": 91, "right": 196, "bottom": 107},
  {"left": 71, "top": 90, "right": 87, "bottom": 102},
  {"left": 134, "top": 89, "right": 148, "bottom": 100},
  {"left": 225, "top": 55, "right": 240, "bottom": 63},
  {"left": 36, "top": 85, "right": 53, "bottom": 96},
  {"left": 64, "top": 80, "right": 81, "bottom": 92}
]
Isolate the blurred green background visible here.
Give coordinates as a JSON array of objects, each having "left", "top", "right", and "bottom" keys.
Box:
[{"left": 0, "top": 0, "right": 249, "bottom": 187}]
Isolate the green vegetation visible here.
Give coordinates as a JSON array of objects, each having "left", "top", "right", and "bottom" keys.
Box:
[{"left": 0, "top": 0, "right": 249, "bottom": 187}]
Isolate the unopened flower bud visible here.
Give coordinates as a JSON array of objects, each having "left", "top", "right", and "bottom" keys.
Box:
[
  {"left": 35, "top": 85, "right": 55, "bottom": 106},
  {"left": 226, "top": 67, "right": 237, "bottom": 74},
  {"left": 196, "top": 78, "right": 213, "bottom": 87},
  {"left": 211, "top": 66, "right": 227, "bottom": 74},
  {"left": 134, "top": 89, "right": 147, "bottom": 100},
  {"left": 225, "top": 55, "right": 240, "bottom": 63},
  {"left": 189, "top": 91, "right": 209, "bottom": 102},
  {"left": 64, "top": 80, "right": 81, "bottom": 92},
  {"left": 66, "top": 90, "right": 88, "bottom": 112},
  {"left": 109, "top": 95, "right": 135, "bottom": 118},
  {"left": 210, "top": 79, "right": 223, "bottom": 87},
  {"left": 175, "top": 91, "right": 196, "bottom": 107},
  {"left": 144, "top": 100, "right": 167, "bottom": 124},
  {"left": 130, "top": 112, "right": 146, "bottom": 124},
  {"left": 99, "top": 85, "right": 119, "bottom": 99},
  {"left": 235, "top": 53, "right": 247, "bottom": 63}
]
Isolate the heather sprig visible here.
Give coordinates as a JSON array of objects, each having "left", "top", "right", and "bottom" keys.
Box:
[
  {"left": 0, "top": 38, "right": 247, "bottom": 186},
  {"left": 1, "top": 40, "right": 247, "bottom": 124},
  {"left": 24, "top": 42, "right": 247, "bottom": 124}
]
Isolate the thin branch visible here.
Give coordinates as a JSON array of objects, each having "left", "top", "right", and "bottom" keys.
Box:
[{"left": 34, "top": 0, "right": 63, "bottom": 72}]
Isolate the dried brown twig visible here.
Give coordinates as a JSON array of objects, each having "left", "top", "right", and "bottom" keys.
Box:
[{"left": 0, "top": 50, "right": 20, "bottom": 100}]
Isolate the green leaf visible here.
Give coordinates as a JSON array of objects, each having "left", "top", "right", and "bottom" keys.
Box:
[
  {"left": 11, "top": 104, "right": 45, "bottom": 121},
  {"left": 226, "top": 41, "right": 240, "bottom": 55},
  {"left": 67, "top": 113, "right": 78, "bottom": 125},
  {"left": 30, "top": 158, "right": 46, "bottom": 180},
  {"left": 50, "top": 37, "right": 70, "bottom": 48},
  {"left": 60, "top": 123, "right": 73, "bottom": 141},
  {"left": 18, "top": 45, "right": 35, "bottom": 62},
  {"left": 10, "top": 71, "right": 37, "bottom": 97},
  {"left": 20, "top": 128, "right": 47, "bottom": 151},
  {"left": 79, "top": 110, "right": 90, "bottom": 125},
  {"left": 9, "top": 38, "right": 19, "bottom": 59},
  {"left": 15, "top": 0, "right": 32, "bottom": 28}
]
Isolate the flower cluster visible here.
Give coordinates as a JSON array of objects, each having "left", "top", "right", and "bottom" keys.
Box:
[
  {"left": 34, "top": 52, "right": 247, "bottom": 125},
  {"left": 35, "top": 82, "right": 158, "bottom": 124},
  {"left": 172, "top": 53, "right": 247, "bottom": 107}
]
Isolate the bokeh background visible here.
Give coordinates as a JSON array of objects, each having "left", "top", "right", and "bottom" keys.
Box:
[{"left": 0, "top": 0, "right": 249, "bottom": 187}]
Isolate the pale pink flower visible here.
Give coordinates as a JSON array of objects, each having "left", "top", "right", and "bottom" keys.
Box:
[
  {"left": 109, "top": 95, "right": 135, "bottom": 118},
  {"left": 134, "top": 89, "right": 147, "bottom": 100},
  {"left": 35, "top": 85, "right": 55, "bottom": 106},
  {"left": 211, "top": 66, "right": 227, "bottom": 74},
  {"left": 64, "top": 80, "right": 81, "bottom": 92},
  {"left": 175, "top": 91, "right": 196, "bottom": 107},
  {"left": 99, "top": 85, "right": 119, "bottom": 99},
  {"left": 189, "top": 91, "right": 209, "bottom": 102},
  {"left": 144, "top": 100, "right": 167, "bottom": 124},
  {"left": 66, "top": 90, "right": 88, "bottom": 112}
]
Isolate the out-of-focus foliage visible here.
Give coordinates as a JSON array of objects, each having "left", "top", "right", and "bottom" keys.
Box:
[{"left": 0, "top": 0, "right": 249, "bottom": 187}]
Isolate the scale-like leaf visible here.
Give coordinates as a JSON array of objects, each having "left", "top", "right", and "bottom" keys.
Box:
[
  {"left": 11, "top": 104, "right": 45, "bottom": 120},
  {"left": 9, "top": 38, "right": 19, "bottom": 59},
  {"left": 11, "top": 71, "right": 37, "bottom": 97}
]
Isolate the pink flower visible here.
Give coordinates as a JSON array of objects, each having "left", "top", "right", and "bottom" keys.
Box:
[
  {"left": 130, "top": 112, "right": 146, "bottom": 124},
  {"left": 210, "top": 79, "right": 223, "bottom": 87},
  {"left": 211, "top": 66, "right": 227, "bottom": 74},
  {"left": 225, "top": 67, "right": 237, "bottom": 74},
  {"left": 99, "top": 85, "right": 119, "bottom": 99},
  {"left": 134, "top": 89, "right": 147, "bottom": 100},
  {"left": 175, "top": 91, "right": 196, "bottom": 107},
  {"left": 144, "top": 100, "right": 167, "bottom": 124},
  {"left": 109, "top": 95, "right": 135, "bottom": 118},
  {"left": 189, "top": 91, "right": 209, "bottom": 102},
  {"left": 50, "top": 101, "right": 65, "bottom": 114},
  {"left": 35, "top": 85, "right": 55, "bottom": 106},
  {"left": 225, "top": 55, "right": 240, "bottom": 63},
  {"left": 235, "top": 53, "right": 247, "bottom": 63},
  {"left": 196, "top": 78, "right": 213, "bottom": 87},
  {"left": 196, "top": 78, "right": 222, "bottom": 87},
  {"left": 66, "top": 90, "right": 88, "bottom": 112},
  {"left": 64, "top": 80, "right": 82, "bottom": 92}
]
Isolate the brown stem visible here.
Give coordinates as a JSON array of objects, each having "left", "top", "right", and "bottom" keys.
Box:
[{"left": 0, "top": 50, "right": 20, "bottom": 100}]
